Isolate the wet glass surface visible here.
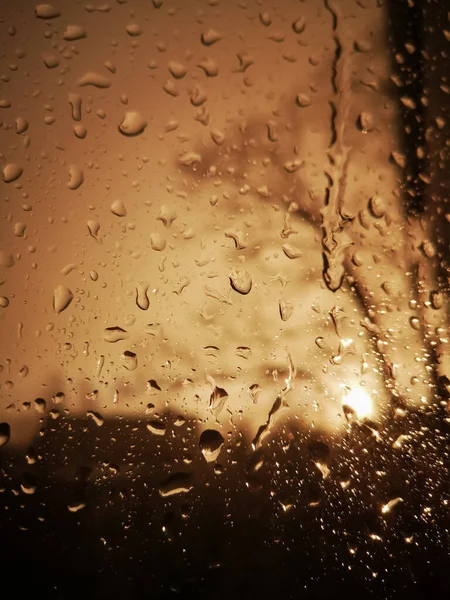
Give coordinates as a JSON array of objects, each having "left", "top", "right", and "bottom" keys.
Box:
[{"left": 0, "top": 0, "right": 449, "bottom": 597}]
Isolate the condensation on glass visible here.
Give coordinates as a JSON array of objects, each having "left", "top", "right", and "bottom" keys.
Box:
[{"left": 0, "top": 0, "right": 449, "bottom": 597}]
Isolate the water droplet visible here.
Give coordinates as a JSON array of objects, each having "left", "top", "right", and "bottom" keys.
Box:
[
  {"left": 421, "top": 240, "right": 436, "bottom": 258},
  {"left": 73, "top": 123, "right": 87, "bottom": 138},
  {"left": 103, "top": 326, "right": 129, "bottom": 343},
  {"left": 86, "top": 411, "right": 104, "bottom": 426},
  {"left": 296, "top": 93, "right": 311, "bottom": 107},
  {"left": 118, "top": 111, "right": 147, "bottom": 136},
  {"left": 358, "top": 111, "right": 375, "bottom": 133},
  {"left": 159, "top": 472, "right": 193, "bottom": 497},
  {"left": 0, "top": 297, "right": 9, "bottom": 308},
  {"left": 77, "top": 72, "right": 111, "bottom": 88},
  {"left": 259, "top": 12, "right": 272, "bottom": 26},
  {"left": 157, "top": 204, "right": 176, "bottom": 227},
  {"left": 209, "top": 385, "right": 228, "bottom": 416},
  {"left": 410, "top": 317, "right": 420, "bottom": 331},
  {"left": 369, "top": 195, "right": 385, "bottom": 218},
  {"left": 53, "top": 285, "right": 74, "bottom": 314},
  {"left": 35, "top": 4, "right": 61, "bottom": 19},
  {"left": 43, "top": 53, "right": 59, "bottom": 68},
  {"left": 110, "top": 199, "right": 127, "bottom": 217},
  {"left": 431, "top": 291, "right": 443, "bottom": 310},
  {"left": 249, "top": 384, "right": 262, "bottom": 403},
  {"left": 69, "top": 93, "right": 82, "bottom": 121},
  {"left": 125, "top": 23, "right": 142, "bottom": 36},
  {"left": 224, "top": 229, "right": 247, "bottom": 249},
  {"left": 122, "top": 350, "right": 137, "bottom": 371},
  {"left": 0, "top": 251, "right": 14, "bottom": 268},
  {"left": 168, "top": 61, "right": 187, "bottom": 79},
  {"left": 0, "top": 422, "right": 11, "bottom": 447},
  {"left": 63, "top": 25, "right": 87, "bottom": 41},
  {"left": 2, "top": 163, "right": 23, "bottom": 183},
  {"left": 163, "top": 79, "right": 179, "bottom": 96},
  {"left": 67, "top": 164, "right": 84, "bottom": 190},
  {"left": 146, "top": 420, "right": 166, "bottom": 436},
  {"left": 199, "top": 429, "right": 224, "bottom": 462},
  {"left": 68, "top": 501, "right": 86, "bottom": 513},
  {"left": 179, "top": 151, "right": 201, "bottom": 168},
  {"left": 292, "top": 17, "right": 306, "bottom": 33},
  {"left": 21, "top": 474, "right": 37, "bottom": 495},
  {"left": 87, "top": 220, "right": 100, "bottom": 242},
  {"left": 150, "top": 232, "right": 166, "bottom": 251},
  {"left": 279, "top": 299, "right": 293, "bottom": 321},
  {"left": 197, "top": 58, "right": 219, "bottom": 77},
  {"left": 15, "top": 117, "right": 28, "bottom": 134},
  {"left": 282, "top": 244, "right": 302, "bottom": 259},
  {"left": 148, "top": 379, "right": 162, "bottom": 391},
  {"left": 136, "top": 283, "right": 150, "bottom": 310},
  {"left": 230, "top": 268, "right": 252, "bottom": 294},
  {"left": 201, "top": 28, "right": 222, "bottom": 46}
]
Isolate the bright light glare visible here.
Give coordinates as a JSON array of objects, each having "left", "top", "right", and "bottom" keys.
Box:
[{"left": 342, "top": 387, "right": 373, "bottom": 419}]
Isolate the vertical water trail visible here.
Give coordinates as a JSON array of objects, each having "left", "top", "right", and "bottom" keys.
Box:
[{"left": 321, "top": 0, "right": 353, "bottom": 291}]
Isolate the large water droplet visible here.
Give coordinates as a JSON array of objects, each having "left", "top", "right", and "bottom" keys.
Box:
[
  {"left": 230, "top": 268, "right": 252, "bottom": 294},
  {"left": 199, "top": 429, "right": 224, "bottom": 462},
  {"left": 53, "top": 285, "right": 74, "bottom": 314},
  {"left": 201, "top": 28, "right": 222, "bottom": 46},
  {"left": 146, "top": 420, "right": 166, "bottom": 436},
  {"left": 103, "top": 326, "right": 129, "bottom": 343},
  {"left": 2, "top": 163, "right": 23, "bottom": 183},
  {"left": 136, "top": 283, "right": 150, "bottom": 310},
  {"left": 0, "top": 422, "right": 11, "bottom": 447},
  {"left": 67, "top": 164, "right": 84, "bottom": 190},
  {"left": 35, "top": 4, "right": 61, "bottom": 19},
  {"left": 118, "top": 111, "right": 147, "bottom": 136},
  {"left": 63, "top": 25, "right": 87, "bottom": 41},
  {"left": 110, "top": 199, "right": 127, "bottom": 217},
  {"left": 159, "top": 472, "right": 193, "bottom": 497},
  {"left": 77, "top": 72, "right": 111, "bottom": 88}
]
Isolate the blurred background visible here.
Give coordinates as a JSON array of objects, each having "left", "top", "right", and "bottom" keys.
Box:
[{"left": 0, "top": 0, "right": 449, "bottom": 597}]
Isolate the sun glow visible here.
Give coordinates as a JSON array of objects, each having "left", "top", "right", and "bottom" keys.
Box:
[{"left": 342, "top": 387, "right": 373, "bottom": 420}]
